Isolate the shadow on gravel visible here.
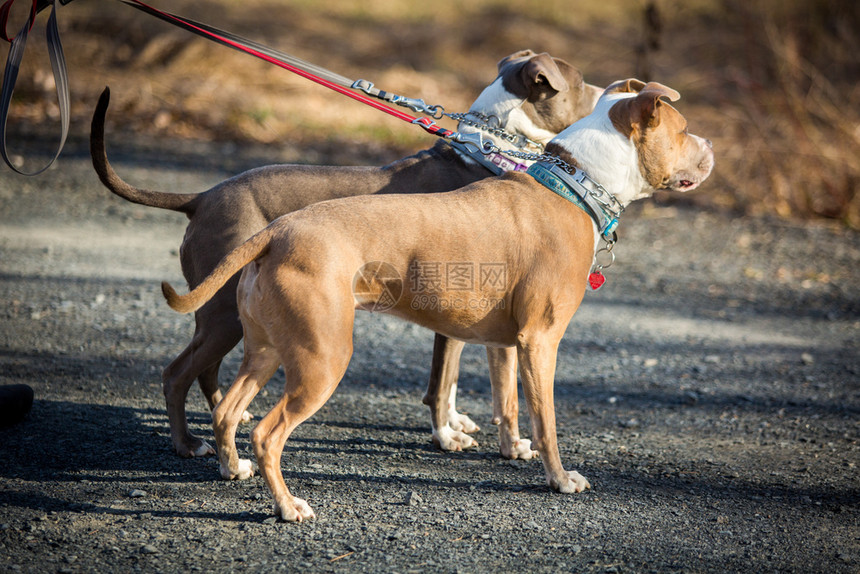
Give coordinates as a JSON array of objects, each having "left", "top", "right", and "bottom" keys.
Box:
[
  {"left": 0, "top": 490, "right": 273, "bottom": 524},
  {"left": 0, "top": 348, "right": 164, "bottom": 385},
  {"left": 0, "top": 398, "right": 210, "bottom": 483},
  {"left": 553, "top": 338, "right": 859, "bottom": 420}
]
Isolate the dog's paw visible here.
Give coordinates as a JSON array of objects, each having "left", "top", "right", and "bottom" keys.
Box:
[
  {"left": 220, "top": 458, "right": 256, "bottom": 480},
  {"left": 508, "top": 438, "right": 540, "bottom": 460},
  {"left": 274, "top": 496, "right": 315, "bottom": 523},
  {"left": 192, "top": 440, "right": 216, "bottom": 458},
  {"left": 432, "top": 425, "right": 478, "bottom": 452},
  {"left": 240, "top": 410, "right": 253, "bottom": 424},
  {"left": 175, "top": 436, "right": 216, "bottom": 458},
  {"left": 448, "top": 410, "right": 480, "bottom": 434},
  {"left": 549, "top": 470, "right": 591, "bottom": 494}
]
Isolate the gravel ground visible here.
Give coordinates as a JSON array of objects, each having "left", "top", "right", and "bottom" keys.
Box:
[{"left": 1, "top": 138, "right": 859, "bottom": 573}]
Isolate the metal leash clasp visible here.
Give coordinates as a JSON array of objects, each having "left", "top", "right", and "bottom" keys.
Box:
[
  {"left": 449, "top": 131, "right": 497, "bottom": 154},
  {"left": 351, "top": 79, "right": 444, "bottom": 118}
]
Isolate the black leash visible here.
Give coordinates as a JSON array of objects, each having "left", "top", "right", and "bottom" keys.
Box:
[{"left": 1, "top": 0, "right": 71, "bottom": 175}]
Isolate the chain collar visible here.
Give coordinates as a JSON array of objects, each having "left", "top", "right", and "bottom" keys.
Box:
[
  {"left": 444, "top": 111, "right": 544, "bottom": 152},
  {"left": 505, "top": 150, "right": 625, "bottom": 223}
]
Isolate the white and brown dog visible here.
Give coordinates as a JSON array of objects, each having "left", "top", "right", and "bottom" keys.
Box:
[
  {"left": 92, "top": 50, "right": 602, "bottom": 459},
  {"left": 162, "top": 79, "right": 714, "bottom": 521}
]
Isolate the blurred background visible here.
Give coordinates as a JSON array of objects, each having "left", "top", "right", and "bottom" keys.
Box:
[{"left": 3, "top": 0, "right": 859, "bottom": 225}]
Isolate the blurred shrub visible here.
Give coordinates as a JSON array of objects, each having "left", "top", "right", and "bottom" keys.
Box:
[{"left": 711, "top": 0, "right": 859, "bottom": 226}]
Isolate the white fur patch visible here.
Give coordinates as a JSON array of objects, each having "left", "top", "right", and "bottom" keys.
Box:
[
  {"left": 552, "top": 93, "right": 650, "bottom": 205},
  {"left": 464, "top": 78, "right": 557, "bottom": 147},
  {"left": 433, "top": 423, "right": 477, "bottom": 451}
]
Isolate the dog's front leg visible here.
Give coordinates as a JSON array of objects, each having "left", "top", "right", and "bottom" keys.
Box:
[
  {"left": 516, "top": 333, "right": 590, "bottom": 493},
  {"left": 424, "top": 335, "right": 478, "bottom": 452},
  {"left": 487, "top": 346, "right": 538, "bottom": 460}
]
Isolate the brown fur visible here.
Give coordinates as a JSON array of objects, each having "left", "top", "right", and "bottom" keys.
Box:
[
  {"left": 92, "top": 51, "right": 601, "bottom": 458},
  {"left": 160, "top": 83, "right": 713, "bottom": 520}
]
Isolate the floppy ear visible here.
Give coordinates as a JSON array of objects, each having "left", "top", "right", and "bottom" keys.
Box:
[
  {"left": 521, "top": 52, "right": 569, "bottom": 93},
  {"left": 633, "top": 82, "right": 681, "bottom": 126},
  {"left": 608, "top": 81, "right": 682, "bottom": 134},
  {"left": 497, "top": 49, "right": 536, "bottom": 72},
  {"left": 639, "top": 81, "right": 680, "bottom": 102},
  {"left": 604, "top": 78, "right": 647, "bottom": 95}
]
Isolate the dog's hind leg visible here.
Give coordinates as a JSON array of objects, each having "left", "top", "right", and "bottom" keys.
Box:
[
  {"left": 162, "top": 299, "right": 243, "bottom": 458},
  {"left": 211, "top": 339, "right": 281, "bottom": 481},
  {"left": 252, "top": 321, "right": 354, "bottom": 522},
  {"left": 198, "top": 360, "right": 224, "bottom": 411},
  {"left": 199, "top": 358, "right": 254, "bottom": 425},
  {"left": 487, "top": 346, "right": 538, "bottom": 460}
]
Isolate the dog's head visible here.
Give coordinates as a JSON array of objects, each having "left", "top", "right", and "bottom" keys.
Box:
[
  {"left": 604, "top": 78, "right": 714, "bottom": 194},
  {"left": 547, "top": 78, "right": 714, "bottom": 204},
  {"left": 465, "top": 49, "right": 603, "bottom": 146}
]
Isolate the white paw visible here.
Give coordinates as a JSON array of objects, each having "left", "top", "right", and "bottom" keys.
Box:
[
  {"left": 192, "top": 440, "right": 216, "bottom": 458},
  {"left": 448, "top": 410, "right": 480, "bottom": 434},
  {"left": 220, "top": 458, "right": 256, "bottom": 480},
  {"left": 550, "top": 470, "right": 591, "bottom": 494},
  {"left": 274, "top": 497, "right": 316, "bottom": 522},
  {"left": 510, "top": 438, "right": 539, "bottom": 460},
  {"left": 240, "top": 410, "right": 253, "bottom": 424},
  {"left": 432, "top": 425, "right": 478, "bottom": 452}
]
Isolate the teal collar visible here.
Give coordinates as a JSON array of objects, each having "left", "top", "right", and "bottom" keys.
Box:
[{"left": 527, "top": 161, "right": 622, "bottom": 239}]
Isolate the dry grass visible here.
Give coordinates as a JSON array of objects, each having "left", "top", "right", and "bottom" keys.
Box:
[
  {"left": 694, "top": 0, "right": 860, "bottom": 225},
  {"left": 3, "top": 0, "right": 858, "bottom": 225}
]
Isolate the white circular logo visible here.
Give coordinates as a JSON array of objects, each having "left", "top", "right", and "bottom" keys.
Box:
[{"left": 352, "top": 261, "right": 403, "bottom": 312}]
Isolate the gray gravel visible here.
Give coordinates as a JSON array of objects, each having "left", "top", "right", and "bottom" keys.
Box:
[{"left": 1, "top": 139, "right": 858, "bottom": 573}]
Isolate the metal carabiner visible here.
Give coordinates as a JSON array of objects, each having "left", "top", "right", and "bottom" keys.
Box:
[{"left": 450, "top": 132, "right": 498, "bottom": 155}]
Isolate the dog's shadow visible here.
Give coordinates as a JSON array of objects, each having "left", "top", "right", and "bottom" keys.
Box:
[{"left": 0, "top": 398, "right": 214, "bottom": 483}]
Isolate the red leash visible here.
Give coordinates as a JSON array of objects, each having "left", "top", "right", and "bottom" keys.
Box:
[
  {"left": 1, "top": 0, "right": 470, "bottom": 175},
  {"left": 116, "top": 0, "right": 454, "bottom": 134}
]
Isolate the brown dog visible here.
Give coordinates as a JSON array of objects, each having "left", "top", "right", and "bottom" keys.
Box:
[
  {"left": 162, "top": 79, "right": 714, "bottom": 521},
  {"left": 91, "top": 50, "right": 602, "bottom": 458}
]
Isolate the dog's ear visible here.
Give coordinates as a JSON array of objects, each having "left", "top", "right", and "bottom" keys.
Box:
[
  {"left": 609, "top": 81, "right": 682, "bottom": 134},
  {"left": 521, "top": 52, "right": 569, "bottom": 94},
  {"left": 604, "top": 78, "right": 647, "bottom": 95},
  {"left": 634, "top": 82, "right": 681, "bottom": 126},
  {"left": 497, "top": 49, "right": 536, "bottom": 72},
  {"left": 638, "top": 81, "right": 681, "bottom": 103}
]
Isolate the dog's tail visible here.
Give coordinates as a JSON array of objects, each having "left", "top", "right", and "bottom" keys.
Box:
[
  {"left": 90, "top": 87, "right": 199, "bottom": 215},
  {"left": 161, "top": 226, "right": 274, "bottom": 314}
]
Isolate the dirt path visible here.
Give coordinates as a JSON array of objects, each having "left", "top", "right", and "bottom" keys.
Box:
[{"left": 1, "top": 141, "right": 858, "bottom": 573}]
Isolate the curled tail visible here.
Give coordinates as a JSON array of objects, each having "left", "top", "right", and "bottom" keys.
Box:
[
  {"left": 90, "top": 87, "right": 199, "bottom": 214},
  {"left": 161, "top": 227, "right": 275, "bottom": 314}
]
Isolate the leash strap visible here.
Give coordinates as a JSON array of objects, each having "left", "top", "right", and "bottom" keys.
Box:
[
  {"left": 115, "top": 0, "right": 458, "bottom": 139},
  {"left": 1, "top": 0, "right": 70, "bottom": 175},
  {"left": 1, "top": 0, "right": 516, "bottom": 174}
]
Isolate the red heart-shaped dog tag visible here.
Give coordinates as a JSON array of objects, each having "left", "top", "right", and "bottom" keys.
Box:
[{"left": 588, "top": 271, "right": 606, "bottom": 291}]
